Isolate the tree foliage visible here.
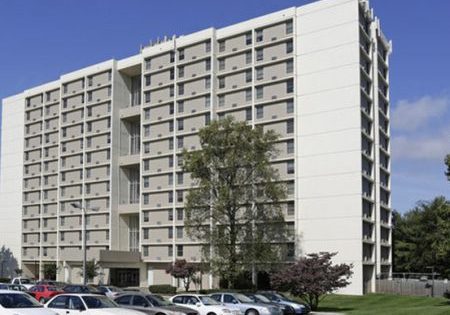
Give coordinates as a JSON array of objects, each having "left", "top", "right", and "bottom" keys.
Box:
[
  {"left": 445, "top": 154, "right": 450, "bottom": 181},
  {"left": 270, "top": 252, "right": 353, "bottom": 311},
  {"left": 80, "top": 260, "right": 100, "bottom": 281},
  {"left": 393, "top": 197, "right": 450, "bottom": 278},
  {"left": 43, "top": 264, "right": 57, "bottom": 280},
  {"left": 166, "top": 259, "right": 200, "bottom": 291},
  {"left": 183, "top": 116, "right": 289, "bottom": 288}
]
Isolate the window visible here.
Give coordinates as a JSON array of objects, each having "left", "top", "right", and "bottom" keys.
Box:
[
  {"left": 87, "top": 91, "right": 92, "bottom": 102},
  {"left": 246, "top": 51, "right": 252, "bottom": 64},
  {"left": 144, "top": 125, "right": 150, "bottom": 137},
  {"left": 219, "top": 59, "right": 225, "bottom": 70},
  {"left": 206, "top": 59, "right": 211, "bottom": 71},
  {"left": 256, "top": 29, "right": 263, "bottom": 42},
  {"left": 245, "top": 89, "right": 252, "bottom": 102},
  {"left": 143, "top": 229, "right": 149, "bottom": 239},
  {"left": 286, "top": 79, "right": 294, "bottom": 93},
  {"left": 169, "top": 138, "right": 174, "bottom": 150},
  {"left": 170, "top": 51, "right": 175, "bottom": 63},
  {"left": 286, "top": 60, "right": 294, "bottom": 73},
  {"left": 143, "top": 160, "right": 150, "bottom": 171},
  {"left": 168, "top": 227, "right": 173, "bottom": 239},
  {"left": 177, "top": 173, "right": 183, "bottom": 185},
  {"left": 168, "top": 173, "right": 173, "bottom": 185},
  {"left": 205, "top": 95, "right": 211, "bottom": 108},
  {"left": 168, "top": 245, "right": 173, "bottom": 257},
  {"left": 287, "top": 120, "right": 294, "bottom": 134},
  {"left": 170, "top": 68, "right": 174, "bottom": 80},
  {"left": 287, "top": 182, "right": 294, "bottom": 195},
  {"left": 143, "top": 177, "right": 149, "bottom": 188},
  {"left": 63, "top": 99, "right": 67, "bottom": 108},
  {"left": 144, "top": 143, "right": 150, "bottom": 154},
  {"left": 178, "top": 119, "right": 184, "bottom": 131},
  {"left": 246, "top": 32, "right": 252, "bottom": 45},
  {"left": 145, "top": 59, "right": 151, "bottom": 70},
  {"left": 145, "top": 92, "right": 151, "bottom": 103},
  {"left": 179, "top": 48, "right": 185, "bottom": 60},
  {"left": 256, "top": 49, "right": 263, "bottom": 61},
  {"left": 177, "top": 190, "right": 183, "bottom": 202},
  {"left": 219, "top": 41, "right": 225, "bottom": 52},
  {"left": 287, "top": 139, "right": 294, "bottom": 154},
  {"left": 143, "top": 212, "right": 149, "bottom": 222},
  {"left": 144, "top": 108, "right": 150, "bottom": 120},
  {"left": 206, "top": 41, "right": 211, "bottom": 53},
  {"left": 287, "top": 100, "right": 294, "bottom": 113},
  {"left": 256, "top": 106, "right": 264, "bottom": 119},
  {"left": 219, "top": 78, "right": 225, "bottom": 89},
  {"left": 245, "top": 108, "right": 252, "bottom": 121},
  {"left": 169, "top": 121, "right": 174, "bottom": 132},
  {"left": 168, "top": 191, "right": 173, "bottom": 203},
  {"left": 178, "top": 66, "right": 184, "bottom": 78},
  {"left": 205, "top": 113, "right": 211, "bottom": 125},
  {"left": 176, "top": 227, "right": 183, "bottom": 239},
  {"left": 168, "top": 156, "right": 174, "bottom": 167},
  {"left": 205, "top": 77, "right": 211, "bottom": 89},
  {"left": 287, "top": 160, "right": 295, "bottom": 174},
  {"left": 178, "top": 84, "right": 184, "bottom": 95},
  {"left": 168, "top": 210, "right": 173, "bottom": 221},
  {"left": 286, "top": 20, "right": 293, "bottom": 34},
  {"left": 256, "top": 87, "right": 263, "bottom": 99},
  {"left": 145, "top": 75, "right": 151, "bottom": 86},
  {"left": 286, "top": 40, "right": 293, "bottom": 54},
  {"left": 85, "top": 184, "right": 90, "bottom": 194},
  {"left": 177, "top": 156, "right": 183, "bottom": 167},
  {"left": 177, "top": 245, "right": 183, "bottom": 257},
  {"left": 177, "top": 208, "right": 184, "bottom": 220},
  {"left": 177, "top": 137, "right": 183, "bottom": 149},
  {"left": 143, "top": 194, "right": 149, "bottom": 205},
  {"left": 169, "top": 103, "right": 174, "bottom": 114},
  {"left": 170, "top": 86, "right": 174, "bottom": 97},
  {"left": 246, "top": 69, "right": 252, "bottom": 83},
  {"left": 219, "top": 95, "right": 225, "bottom": 107},
  {"left": 256, "top": 68, "right": 264, "bottom": 80},
  {"left": 86, "top": 168, "right": 91, "bottom": 178}
]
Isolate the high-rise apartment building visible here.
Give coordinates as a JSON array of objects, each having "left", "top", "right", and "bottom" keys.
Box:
[{"left": 0, "top": 0, "right": 391, "bottom": 295}]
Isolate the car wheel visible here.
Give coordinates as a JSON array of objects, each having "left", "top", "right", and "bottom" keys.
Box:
[
  {"left": 246, "top": 309, "right": 259, "bottom": 315},
  {"left": 39, "top": 297, "right": 46, "bottom": 304},
  {"left": 207, "top": 312, "right": 217, "bottom": 315}
]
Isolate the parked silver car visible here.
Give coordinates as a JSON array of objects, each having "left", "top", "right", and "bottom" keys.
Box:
[
  {"left": 210, "top": 293, "right": 282, "bottom": 315},
  {"left": 115, "top": 291, "right": 200, "bottom": 315}
]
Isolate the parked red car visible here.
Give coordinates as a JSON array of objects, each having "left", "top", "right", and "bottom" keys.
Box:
[{"left": 28, "top": 285, "right": 63, "bottom": 303}]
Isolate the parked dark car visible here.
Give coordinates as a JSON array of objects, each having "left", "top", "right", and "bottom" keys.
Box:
[
  {"left": 243, "top": 293, "right": 295, "bottom": 315},
  {"left": 257, "top": 292, "right": 309, "bottom": 315},
  {"left": 114, "top": 292, "right": 199, "bottom": 315},
  {"left": 62, "top": 284, "right": 105, "bottom": 295}
]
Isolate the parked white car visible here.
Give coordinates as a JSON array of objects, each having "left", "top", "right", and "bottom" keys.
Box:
[
  {"left": 97, "top": 285, "right": 124, "bottom": 299},
  {"left": 11, "top": 277, "right": 36, "bottom": 290},
  {"left": 171, "top": 294, "right": 240, "bottom": 315},
  {"left": 0, "top": 290, "right": 58, "bottom": 315},
  {"left": 45, "top": 293, "right": 146, "bottom": 315}
]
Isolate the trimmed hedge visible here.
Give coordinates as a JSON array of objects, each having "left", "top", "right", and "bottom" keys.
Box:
[{"left": 149, "top": 284, "right": 177, "bottom": 294}]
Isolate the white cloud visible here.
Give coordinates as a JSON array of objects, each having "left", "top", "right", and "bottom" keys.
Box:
[
  {"left": 392, "top": 128, "right": 450, "bottom": 161},
  {"left": 391, "top": 95, "right": 450, "bottom": 131}
]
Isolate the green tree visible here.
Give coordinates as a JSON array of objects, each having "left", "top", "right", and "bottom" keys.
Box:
[
  {"left": 445, "top": 154, "right": 450, "bottom": 181},
  {"left": 43, "top": 264, "right": 57, "bottom": 280},
  {"left": 183, "top": 116, "right": 289, "bottom": 289},
  {"left": 393, "top": 197, "right": 450, "bottom": 277},
  {"left": 80, "top": 260, "right": 100, "bottom": 282}
]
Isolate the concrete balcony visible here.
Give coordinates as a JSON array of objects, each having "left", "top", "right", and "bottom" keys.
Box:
[
  {"left": 119, "top": 154, "right": 140, "bottom": 166},
  {"left": 120, "top": 106, "right": 141, "bottom": 119}
]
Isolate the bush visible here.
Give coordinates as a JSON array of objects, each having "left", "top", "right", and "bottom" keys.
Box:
[
  {"left": 444, "top": 291, "right": 450, "bottom": 299},
  {"left": 148, "top": 284, "right": 177, "bottom": 294},
  {"left": 0, "top": 278, "right": 10, "bottom": 283}
]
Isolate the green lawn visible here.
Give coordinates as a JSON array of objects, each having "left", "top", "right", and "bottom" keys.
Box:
[{"left": 307, "top": 294, "right": 450, "bottom": 314}]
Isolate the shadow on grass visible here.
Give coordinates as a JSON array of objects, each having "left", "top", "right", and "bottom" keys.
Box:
[{"left": 317, "top": 306, "right": 355, "bottom": 312}]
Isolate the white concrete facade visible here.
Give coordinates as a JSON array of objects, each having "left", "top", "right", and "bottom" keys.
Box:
[{"left": 0, "top": 0, "right": 391, "bottom": 294}]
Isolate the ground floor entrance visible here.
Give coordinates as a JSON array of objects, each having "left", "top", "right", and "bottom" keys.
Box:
[{"left": 110, "top": 268, "right": 140, "bottom": 287}]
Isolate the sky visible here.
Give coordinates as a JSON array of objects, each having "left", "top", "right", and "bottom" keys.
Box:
[{"left": 0, "top": 0, "right": 449, "bottom": 213}]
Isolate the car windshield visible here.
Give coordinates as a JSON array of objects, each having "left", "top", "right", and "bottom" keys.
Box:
[
  {"left": 199, "top": 296, "right": 220, "bottom": 305},
  {"left": 87, "top": 285, "right": 101, "bottom": 292},
  {"left": 0, "top": 293, "right": 43, "bottom": 308},
  {"left": 82, "top": 296, "right": 119, "bottom": 308},
  {"left": 254, "top": 295, "right": 271, "bottom": 303},
  {"left": 19, "top": 279, "right": 33, "bottom": 284},
  {"left": 148, "top": 295, "right": 173, "bottom": 306},
  {"left": 235, "top": 294, "right": 254, "bottom": 303},
  {"left": 274, "top": 293, "right": 287, "bottom": 300},
  {"left": 109, "top": 286, "right": 123, "bottom": 292}
]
